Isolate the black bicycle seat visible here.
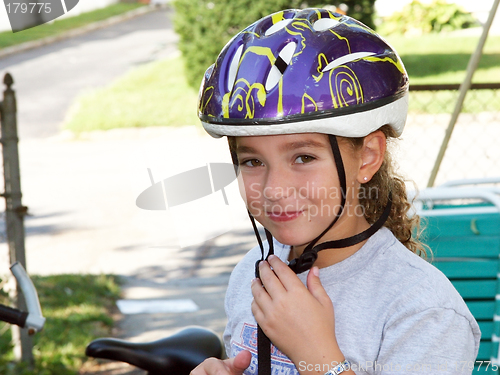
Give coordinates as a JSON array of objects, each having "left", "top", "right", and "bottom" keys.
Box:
[{"left": 85, "top": 326, "right": 223, "bottom": 375}]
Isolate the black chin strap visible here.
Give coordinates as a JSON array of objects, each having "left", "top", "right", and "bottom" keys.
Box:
[
  {"left": 250, "top": 216, "right": 274, "bottom": 375},
  {"left": 288, "top": 191, "right": 392, "bottom": 273}
]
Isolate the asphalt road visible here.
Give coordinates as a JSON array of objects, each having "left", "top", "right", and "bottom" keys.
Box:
[{"left": 0, "top": 7, "right": 178, "bottom": 139}]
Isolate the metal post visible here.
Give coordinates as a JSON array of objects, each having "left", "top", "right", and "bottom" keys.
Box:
[
  {"left": 427, "top": 0, "right": 500, "bottom": 187},
  {"left": 0, "top": 73, "right": 33, "bottom": 366}
]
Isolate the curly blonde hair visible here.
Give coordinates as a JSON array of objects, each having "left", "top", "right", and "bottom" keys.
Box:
[{"left": 345, "top": 125, "right": 427, "bottom": 257}]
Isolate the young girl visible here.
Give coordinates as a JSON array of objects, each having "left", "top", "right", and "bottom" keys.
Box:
[{"left": 193, "top": 8, "right": 480, "bottom": 375}]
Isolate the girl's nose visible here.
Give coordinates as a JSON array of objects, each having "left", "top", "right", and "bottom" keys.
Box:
[{"left": 263, "top": 167, "right": 294, "bottom": 202}]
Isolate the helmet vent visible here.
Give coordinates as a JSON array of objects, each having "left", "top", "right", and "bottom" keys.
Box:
[
  {"left": 313, "top": 18, "right": 340, "bottom": 31},
  {"left": 265, "top": 42, "right": 296, "bottom": 91},
  {"left": 265, "top": 19, "right": 292, "bottom": 36},
  {"left": 322, "top": 51, "right": 376, "bottom": 72},
  {"left": 227, "top": 44, "right": 244, "bottom": 92}
]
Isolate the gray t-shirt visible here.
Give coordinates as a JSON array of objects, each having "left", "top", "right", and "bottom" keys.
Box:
[{"left": 224, "top": 227, "right": 480, "bottom": 374}]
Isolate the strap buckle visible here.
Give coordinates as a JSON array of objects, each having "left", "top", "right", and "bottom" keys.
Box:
[{"left": 288, "top": 251, "right": 317, "bottom": 274}]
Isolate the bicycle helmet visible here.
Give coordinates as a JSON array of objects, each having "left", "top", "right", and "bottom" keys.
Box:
[
  {"left": 199, "top": 8, "right": 408, "bottom": 138},
  {"left": 198, "top": 9, "right": 409, "bottom": 374}
]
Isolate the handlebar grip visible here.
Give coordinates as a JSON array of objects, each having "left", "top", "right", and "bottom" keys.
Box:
[
  {"left": 10, "top": 262, "right": 46, "bottom": 332},
  {"left": 0, "top": 304, "right": 28, "bottom": 328}
]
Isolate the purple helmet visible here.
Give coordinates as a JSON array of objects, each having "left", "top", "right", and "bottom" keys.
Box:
[{"left": 198, "top": 8, "right": 409, "bottom": 138}]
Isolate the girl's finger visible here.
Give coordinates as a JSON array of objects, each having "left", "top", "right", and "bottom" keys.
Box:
[
  {"left": 257, "top": 260, "right": 285, "bottom": 297},
  {"left": 266, "top": 255, "right": 305, "bottom": 291},
  {"left": 251, "top": 277, "right": 271, "bottom": 306},
  {"left": 306, "top": 266, "right": 333, "bottom": 308},
  {"left": 251, "top": 298, "right": 264, "bottom": 323}
]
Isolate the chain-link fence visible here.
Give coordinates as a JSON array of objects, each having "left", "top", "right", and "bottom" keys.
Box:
[{"left": 394, "top": 83, "right": 500, "bottom": 189}]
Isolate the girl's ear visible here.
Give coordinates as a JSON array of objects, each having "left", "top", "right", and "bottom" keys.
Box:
[{"left": 357, "top": 130, "right": 386, "bottom": 184}]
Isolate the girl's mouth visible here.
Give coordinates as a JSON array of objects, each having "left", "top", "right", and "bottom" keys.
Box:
[{"left": 266, "top": 211, "right": 303, "bottom": 222}]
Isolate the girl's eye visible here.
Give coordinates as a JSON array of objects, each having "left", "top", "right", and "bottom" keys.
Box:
[
  {"left": 241, "top": 159, "right": 263, "bottom": 167},
  {"left": 295, "top": 155, "right": 315, "bottom": 164}
]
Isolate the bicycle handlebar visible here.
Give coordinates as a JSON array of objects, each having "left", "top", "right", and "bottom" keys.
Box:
[
  {"left": 0, "top": 262, "right": 46, "bottom": 333},
  {"left": 0, "top": 303, "right": 28, "bottom": 327}
]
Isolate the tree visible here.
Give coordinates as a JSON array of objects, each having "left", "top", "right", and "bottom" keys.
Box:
[{"left": 173, "top": 0, "right": 376, "bottom": 88}]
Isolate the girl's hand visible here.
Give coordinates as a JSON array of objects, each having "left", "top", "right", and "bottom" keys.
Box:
[
  {"left": 251, "top": 255, "right": 343, "bottom": 371},
  {"left": 190, "top": 350, "right": 251, "bottom": 375}
]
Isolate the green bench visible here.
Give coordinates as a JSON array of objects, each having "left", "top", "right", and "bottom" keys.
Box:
[{"left": 414, "top": 186, "right": 500, "bottom": 374}]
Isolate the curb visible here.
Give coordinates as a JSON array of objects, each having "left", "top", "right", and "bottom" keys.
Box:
[{"left": 0, "top": 4, "right": 163, "bottom": 59}]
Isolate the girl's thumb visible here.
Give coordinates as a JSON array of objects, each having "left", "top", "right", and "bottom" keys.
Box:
[
  {"left": 307, "top": 267, "right": 329, "bottom": 302},
  {"left": 227, "top": 350, "right": 252, "bottom": 374}
]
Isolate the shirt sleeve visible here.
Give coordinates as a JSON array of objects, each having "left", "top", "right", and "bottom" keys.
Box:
[{"left": 372, "top": 307, "right": 478, "bottom": 375}]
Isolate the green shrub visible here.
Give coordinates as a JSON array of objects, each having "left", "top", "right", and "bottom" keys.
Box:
[
  {"left": 377, "top": 0, "right": 478, "bottom": 36},
  {"left": 172, "top": 0, "right": 376, "bottom": 88}
]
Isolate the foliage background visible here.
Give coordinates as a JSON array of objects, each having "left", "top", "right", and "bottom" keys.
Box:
[
  {"left": 172, "top": 0, "right": 376, "bottom": 88},
  {"left": 377, "top": 0, "right": 478, "bottom": 36}
]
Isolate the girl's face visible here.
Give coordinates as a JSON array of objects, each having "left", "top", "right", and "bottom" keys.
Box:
[{"left": 235, "top": 133, "right": 370, "bottom": 255}]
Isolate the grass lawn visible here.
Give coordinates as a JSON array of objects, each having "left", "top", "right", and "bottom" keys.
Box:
[
  {"left": 0, "top": 274, "right": 121, "bottom": 375},
  {"left": 64, "top": 55, "right": 200, "bottom": 133},
  {"left": 0, "top": 3, "right": 145, "bottom": 49},
  {"left": 386, "top": 33, "right": 500, "bottom": 84}
]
